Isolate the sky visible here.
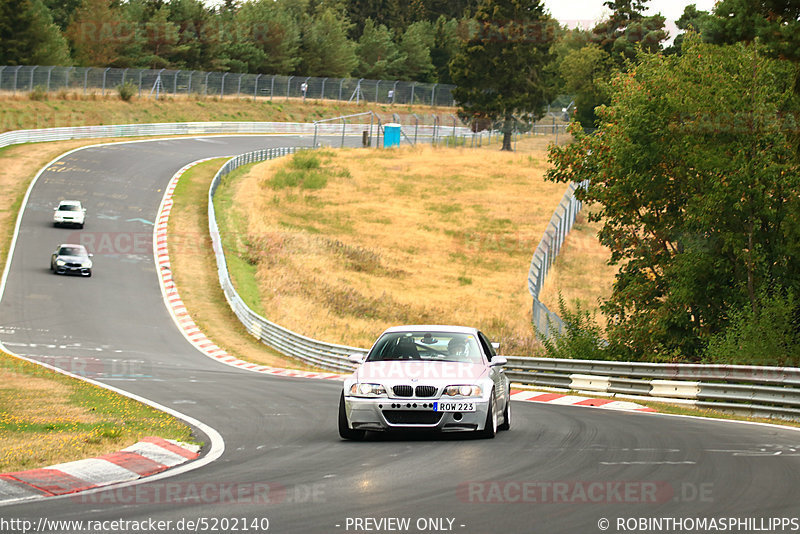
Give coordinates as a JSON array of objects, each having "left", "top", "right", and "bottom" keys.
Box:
[{"left": 543, "top": 0, "right": 719, "bottom": 40}]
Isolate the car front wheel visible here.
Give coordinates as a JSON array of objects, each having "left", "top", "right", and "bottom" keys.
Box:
[
  {"left": 499, "top": 397, "right": 511, "bottom": 431},
  {"left": 477, "top": 395, "right": 497, "bottom": 439},
  {"left": 338, "top": 393, "right": 365, "bottom": 441}
]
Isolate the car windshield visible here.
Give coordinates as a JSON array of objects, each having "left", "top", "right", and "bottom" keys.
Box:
[
  {"left": 366, "top": 332, "right": 483, "bottom": 363},
  {"left": 59, "top": 204, "right": 80, "bottom": 211},
  {"left": 59, "top": 247, "right": 85, "bottom": 256}
]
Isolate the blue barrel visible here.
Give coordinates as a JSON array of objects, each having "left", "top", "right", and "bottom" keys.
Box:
[{"left": 383, "top": 123, "right": 401, "bottom": 147}]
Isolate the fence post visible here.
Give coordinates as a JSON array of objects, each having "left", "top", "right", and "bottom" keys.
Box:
[
  {"left": 102, "top": 67, "right": 109, "bottom": 95},
  {"left": 173, "top": 70, "right": 180, "bottom": 94},
  {"left": 237, "top": 73, "right": 242, "bottom": 96},
  {"left": 270, "top": 75, "right": 275, "bottom": 101},
  {"left": 375, "top": 80, "right": 380, "bottom": 103},
  {"left": 204, "top": 72, "right": 211, "bottom": 96},
  {"left": 254, "top": 74, "right": 261, "bottom": 101},
  {"left": 188, "top": 71, "right": 193, "bottom": 94},
  {"left": 46, "top": 66, "right": 54, "bottom": 92},
  {"left": 29, "top": 66, "right": 36, "bottom": 92},
  {"left": 220, "top": 72, "right": 227, "bottom": 97},
  {"left": 0, "top": 66, "right": 4, "bottom": 90},
  {"left": 410, "top": 82, "right": 415, "bottom": 105},
  {"left": 320, "top": 77, "right": 327, "bottom": 100},
  {"left": 338, "top": 79, "right": 344, "bottom": 101},
  {"left": 138, "top": 69, "right": 143, "bottom": 96},
  {"left": 431, "top": 83, "right": 437, "bottom": 106},
  {"left": 13, "top": 65, "right": 21, "bottom": 94},
  {"left": 286, "top": 76, "right": 293, "bottom": 100}
]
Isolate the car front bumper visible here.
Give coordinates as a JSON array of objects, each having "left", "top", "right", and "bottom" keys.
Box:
[
  {"left": 343, "top": 395, "right": 490, "bottom": 433},
  {"left": 55, "top": 265, "right": 91, "bottom": 276}
]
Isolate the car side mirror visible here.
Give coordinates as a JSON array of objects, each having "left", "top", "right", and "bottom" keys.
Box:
[
  {"left": 490, "top": 356, "right": 507, "bottom": 367},
  {"left": 88, "top": 253, "right": 94, "bottom": 258},
  {"left": 491, "top": 342, "right": 500, "bottom": 351},
  {"left": 53, "top": 207, "right": 58, "bottom": 211},
  {"left": 348, "top": 353, "right": 366, "bottom": 364}
]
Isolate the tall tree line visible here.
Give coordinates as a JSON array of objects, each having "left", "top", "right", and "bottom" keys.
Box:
[{"left": 0, "top": 0, "right": 468, "bottom": 82}]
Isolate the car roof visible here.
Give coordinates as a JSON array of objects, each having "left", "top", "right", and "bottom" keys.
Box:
[
  {"left": 381, "top": 325, "right": 480, "bottom": 336},
  {"left": 58, "top": 200, "right": 82, "bottom": 206}
]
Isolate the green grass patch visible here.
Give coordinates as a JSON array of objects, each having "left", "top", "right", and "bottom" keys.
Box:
[
  {"left": 213, "top": 165, "right": 267, "bottom": 316},
  {"left": 0, "top": 352, "right": 193, "bottom": 471}
]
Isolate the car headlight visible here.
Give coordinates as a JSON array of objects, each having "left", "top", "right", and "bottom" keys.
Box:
[
  {"left": 444, "top": 385, "right": 482, "bottom": 397},
  {"left": 348, "top": 383, "right": 387, "bottom": 397},
  {"left": 83, "top": 260, "right": 92, "bottom": 268},
  {"left": 56, "top": 259, "right": 66, "bottom": 266}
]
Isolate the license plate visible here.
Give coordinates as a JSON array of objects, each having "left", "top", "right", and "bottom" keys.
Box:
[{"left": 434, "top": 401, "right": 475, "bottom": 412}]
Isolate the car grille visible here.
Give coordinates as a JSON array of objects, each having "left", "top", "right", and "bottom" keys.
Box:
[
  {"left": 383, "top": 411, "right": 443, "bottom": 425},
  {"left": 392, "top": 385, "right": 438, "bottom": 398},
  {"left": 415, "top": 385, "right": 437, "bottom": 397},
  {"left": 65, "top": 262, "right": 83, "bottom": 267},
  {"left": 392, "top": 385, "right": 413, "bottom": 397}
]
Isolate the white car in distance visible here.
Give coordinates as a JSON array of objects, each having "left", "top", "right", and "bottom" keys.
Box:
[{"left": 53, "top": 200, "right": 86, "bottom": 228}]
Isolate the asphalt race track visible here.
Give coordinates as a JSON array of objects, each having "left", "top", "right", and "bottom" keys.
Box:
[{"left": 1, "top": 135, "right": 799, "bottom": 534}]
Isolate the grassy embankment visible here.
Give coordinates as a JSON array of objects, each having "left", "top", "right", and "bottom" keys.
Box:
[
  {"left": 212, "top": 138, "right": 600, "bottom": 356},
  {"left": 0, "top": 91, "right": 451, "bottom": 133}
]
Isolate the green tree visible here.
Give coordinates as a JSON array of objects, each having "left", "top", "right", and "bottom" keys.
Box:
[
  {"left": 430, "top": 16, "right": 460, "bottom": 83},
  {"left": 66, "top": 0, "right": 130, "bottom": 66},
  {"left": 166, "top": 0, "right": 220, "bottom": 70},
  {"left": 663, "top": 4, "right": 711, "bottom": 55},
  {"left": 397, "top": 20, "right": 435, "bottom": 81},
  {"left": 590, "top": 0, "right": 667, "bottom": 67},
  {"left": 42, "top": 0, "right": 83, "bottom": 31},
  {"left": 299, "top": 7, "right": 357, "bottom": 77},
  {"left": 222, "top": 0, "right": 301, "bottom": 74},
  {"left": 354, "top": 18, "right": 405, "bottom": 79},
  {"left": 449, "top": 0, "right": 556, "bottom": 150},
  {"left": 0, "top": 0, "right": 70, "bottom": 65},
  {"left": 557, "top": 43, "right": 611, "bottom": 128},
  {"left": 547, "top": 37, "right": 800, "bottom": 361}
]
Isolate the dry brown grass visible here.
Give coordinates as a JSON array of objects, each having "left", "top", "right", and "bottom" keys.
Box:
[
  {"left": 537, "top": 206, "right": 617, "bottom": 329},
  {"left": 0, "top": 91, "right": 455, "bottom": 134},
  {"left": 223, "top": 143, "right": 569, "bottom": 355}
]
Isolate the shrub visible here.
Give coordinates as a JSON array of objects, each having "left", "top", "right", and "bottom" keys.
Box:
[
  {"left": 704, "top": 289, "right": 800, "bottom": 367},
  {"left": 28, "top": 85, "right": 48, "bottom": 101},
  {"left": 117, "top": 82, "right": 137, "bottom": 102},
  {"left": 537, "top": 293, "right": 610, "bottom": 360}
]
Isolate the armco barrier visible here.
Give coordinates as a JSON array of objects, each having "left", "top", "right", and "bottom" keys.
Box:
[
  {"left": 206, "top": 148, "right": 800, "bottom": 420},
  {"left": 0, "top": 121, "right": 458, "bottom": 151}
]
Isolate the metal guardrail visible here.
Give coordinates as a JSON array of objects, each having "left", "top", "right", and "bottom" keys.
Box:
[
  {"left": 206, "top": 148, "right": 800, "bottom": 420},
  {"left": 527, "top": 180, "right": 588, "bottom": 337},
  {"left": 0, "top": 65, "right": 456, "bottom": 107},
  {"left": 0, "top": 121, "right": 445, "bottom": 151}
]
